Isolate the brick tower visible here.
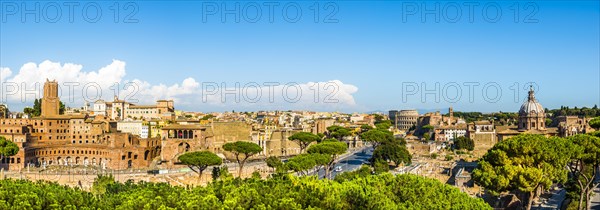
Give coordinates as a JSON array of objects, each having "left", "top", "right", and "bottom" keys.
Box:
[{"left": 42, "top": 79, "right": 60, "bottom": 116}]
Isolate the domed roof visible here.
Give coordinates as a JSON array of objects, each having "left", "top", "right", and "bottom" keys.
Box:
[{"left": 519, "top": 86, "right": 544, "bottom": 115}]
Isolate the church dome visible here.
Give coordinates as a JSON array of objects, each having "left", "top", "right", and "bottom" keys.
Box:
[{"left": 519, "top": 86, "right": 544, "bottom": 115}]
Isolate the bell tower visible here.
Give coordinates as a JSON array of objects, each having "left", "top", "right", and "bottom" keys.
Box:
[{"left": 42, "top": 79, "right": 60, "bottom": 116}]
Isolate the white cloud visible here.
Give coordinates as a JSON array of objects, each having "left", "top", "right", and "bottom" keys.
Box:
[
  {"left": 0, "top": 60, "right": 359, "bottom": 111},
  {"left": 0, "top": 67, "right": 12, "bottom": 81}
]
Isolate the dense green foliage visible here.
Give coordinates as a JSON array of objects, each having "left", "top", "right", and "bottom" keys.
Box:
[
  {"left": 421, "top": 125, "right": 434, "bottom": 132},
  {"left": 372, "top": 139, "right": 411, "bottom": 166},
  {"left": 566, "top": 134, "right": 600, "bottom": 210},
  {"left": 334, "top": 165, "right": 374, "bottom": 182},
  {"left": 548, "top": 106, "right": 600, "bottom": 118},
  {"left": 33, "top": 98, "right": 41, "bottom": 117},
  {"left": 589, "top": 116, "right": 600, "bottom": 130},
  {"left": 472, "top": 134, "right": 575, "bottom": 210},
  {"left": 307, "top": 140, "right": 348, "bottom": 179},
  {"left": 0, "top": 136, "right": 19, "bottom": 159},
  {"left": 373, "top": 159, "right": 390, "bottom": 173},
  {"left": 285, "top": 153, "right": 331, "bottom": 175},
  {"left": 450, "top": 111, "right": 520, "bottom": 125},
  {"left": 0, "top": 179, "right": 98, "bottom": 209},
  {"left": 288, "top": 132, "right": 321, "bottom": 153},
  {"left": 361, "top": 127, "right": 411, "bottom": 170},
  {"left": 360, "top": 129, "right": 393, "bottom": 148},
  {"left": 178, "top": 151, "right": 223, "bottom": 180},
  {"left": 201, "top": 114, "right": 215, "bottom": 120},
  {"left": 448, "top": 111, "right": 485, "bottom": 123},
  {"left": 266, "top": 156, "right": 284, "bottom": 173},
  {"left": 360, "top": 124, "right": 373, "bottom": 132},
  {"left": 374, "top": 120, "right": 392, "bottom": 130},
  {"left": 326, "top": 125, "right": 351, "bottom": 140},
  {"left": 0, "top": 173, "right": 491, "bottom": 209},
  {"left": 453, "top": 136, "right": 475, "bottom": 151}
]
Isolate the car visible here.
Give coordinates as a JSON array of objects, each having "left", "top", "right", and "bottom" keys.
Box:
[{"left": 334, "top": 166, "right": 343, "bottom": 172}]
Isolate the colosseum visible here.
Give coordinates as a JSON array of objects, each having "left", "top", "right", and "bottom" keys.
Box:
[{"left": 390, "top": 110, "right": 419, "bottom": 131}]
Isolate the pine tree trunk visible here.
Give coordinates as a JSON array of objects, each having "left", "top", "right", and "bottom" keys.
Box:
[
  {"left": 586, "top": 189, "right": 593, "bottom": 210},
  {"left": 198, "top": 171, "right": 203, "bottom": 185},
  {"left": 238, "top": 162, "right": 245, "bottom": 178},
  {"left": 578, "top": 180, "right": 586, "bottom": 210},
  {"left": 526, "top": 191, "right": 535, "bottom": 210}
]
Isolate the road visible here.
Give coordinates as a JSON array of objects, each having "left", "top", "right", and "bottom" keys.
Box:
[
  {"left": 591, "top": 169, "right": 600, "bottom": 210},
  {"left": 592, "top": 186, "right": 600, "bottom": 210},
  {"left": 314, "top": 147, "right": 374, "bottom": 179},
  {"left": 531, "top": 188, "right": 566, "bottom": 210}
]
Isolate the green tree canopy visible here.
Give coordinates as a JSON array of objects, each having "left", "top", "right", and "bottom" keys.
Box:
[
  {"left": 222, "top": 141, "right": 263, "bottom": 177},
  {"left": 326, "top": 125, "right": 351, "bottom": 140},
  {"left": 566, "top": 134, "right": 600, "bottom": 210},
  {"left": 360, "top": 129, "right": 394, "bottom": 148},
  {"left": 285, "top": 153, "right": 331, "bottom": 176},
  {"left": 0, "top": 136, "right": 19, "bottom": 159},
  {"left": 266, "top": 156, "right": 286, "bottom": 174},
  {"left": 23, "top": 107, "right": 35, "bottom": 116},
  {"left": 372, "top": 139, "right": 412, "bottom": 166},
  {"left": 201, "top": 114, "right": 215, "bottom": 120},
  {"left": 0, "top": 173, "right": 491, "bottom": 209},
  {"left": 288, "top": 132, "right": 320, "bottom": 153},
  {"left": 33, "top": 98, "right": 41, "bottom": 116},
  {"left": 91, "top": 174, "right": 116, "bottom": 197},
  {"left": 307, "top": 140, "right": 348, "bottom": 179},
  {"left": 266, "top": 156, "right": 283, "bottom": 169},
  {"left": 375, "top": 120, "right": 392, "bottom": 130},
  {"left": 334, "top": 165, "right": 373, "bottom": 182},
  {"left": 59, "top": 101, "right": 65, "bottom": 114},
  {"left": 422, "top": 125, "right": 434, "bottom": 132},
  {"left": 472, "top": 134, "right": 575, "bottom": 210},
  {"left": 360, "top": 124, "right": 373, "bottom": 132},
  {"left": 422, "top": 133, "right": 431, "bottom": 141},
  {"left": 589, "top": 116, "right": 600, "bottom": 130},
  {"left": 453, "top": 136, "right": 475, "bottom": 151},
  {"left": 372, "top": 114, "right": 384, "bottom": 122},
  {"left": 178, "top": 151, "right": 223, "bottom": 180}
]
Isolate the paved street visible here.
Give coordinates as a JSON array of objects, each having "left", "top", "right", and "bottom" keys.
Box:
[
  {"left": 591, "top": 172, "right": 600, "bottom": 210},
  {"left": 592, "top": 186, "right": 600, "bottom": 210},
  {"left": 531, "top": 188, "right": 566, "bottom": 210},
  {"left": 315, "top": 147, "right": 374, "bottom": 179}
]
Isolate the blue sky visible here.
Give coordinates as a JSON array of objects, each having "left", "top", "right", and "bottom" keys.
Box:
[{"left": 1, "top": 1, "right": 599, "bottom": 113}]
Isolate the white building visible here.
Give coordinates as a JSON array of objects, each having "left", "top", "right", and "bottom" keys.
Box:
[
  {"left": 444, "top": 129, "right": 467, "bottom": 141},
  {"left": 92, "top": 100, "right": 107, "bottom": 116},
  {"left": 116, "top": 120, "right": 149, "bottom": 138}
]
